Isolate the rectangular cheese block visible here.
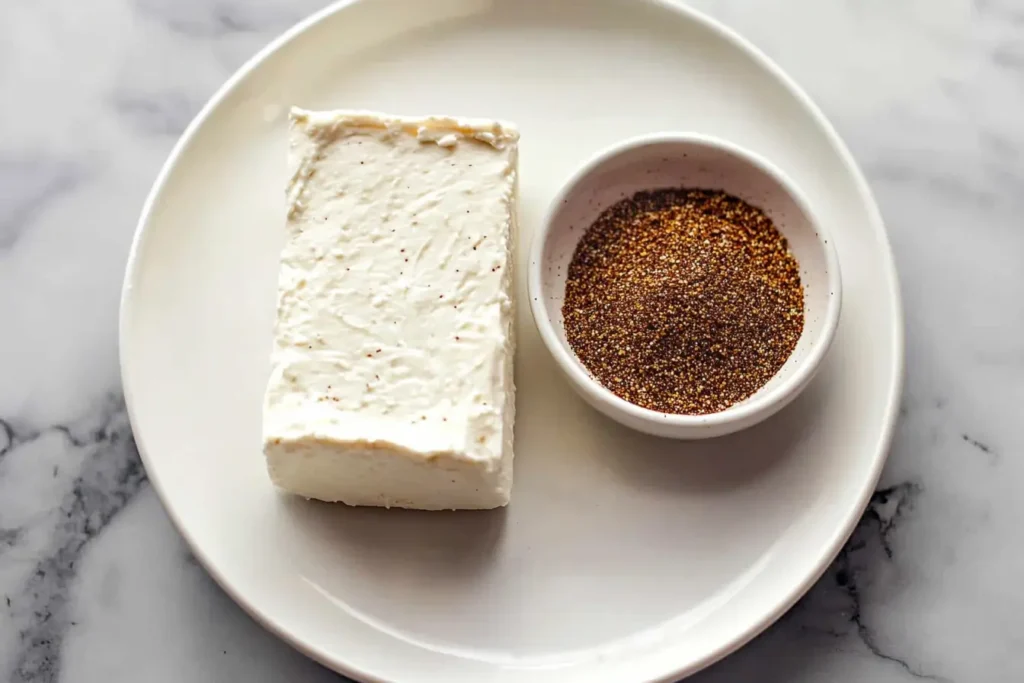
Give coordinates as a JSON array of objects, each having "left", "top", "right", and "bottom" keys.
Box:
[{"left": 262, "top": 108, "right": 518, "bottom": 510}]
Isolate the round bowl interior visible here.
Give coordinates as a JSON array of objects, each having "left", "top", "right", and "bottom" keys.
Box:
[{"left": 532, "top": 135, "right": 841, "bottom": 436}]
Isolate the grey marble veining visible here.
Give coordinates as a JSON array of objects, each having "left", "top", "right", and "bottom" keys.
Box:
[
  {"left": 1, "top": 0, "right": 1022, "bottom": 681},
  {"left": 0, "top": 158, "right": 88, "bottom": 250},
  {"left": 1, "top": 402, "right": 143, "bottom": 682}
]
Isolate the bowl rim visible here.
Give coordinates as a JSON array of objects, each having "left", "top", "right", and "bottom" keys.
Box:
[{"left": 527, "top": 131, "right": 843, "bottom": 431}]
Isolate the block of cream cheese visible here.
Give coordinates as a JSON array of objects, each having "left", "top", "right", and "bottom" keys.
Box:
[{"left": 262, "top": 108, "right": 518, "bottom": 510}]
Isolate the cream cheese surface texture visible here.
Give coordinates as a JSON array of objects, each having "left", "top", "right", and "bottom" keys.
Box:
[{"left": 263, "top": 108, "right": 518, "bottom": 510}]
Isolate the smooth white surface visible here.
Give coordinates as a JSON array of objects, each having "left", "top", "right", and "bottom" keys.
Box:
[
  {"left": 24, "top": 0, "right": 1024, "bottom": 682},
  {"left": 530, "top": 134, "right": 842, "bottom": 439},
  {"left": 264, "top": 108, "right": 517, "bottom": 510},
  {"left": 118, "top": 0, "right": 901, "bottom": 681}
]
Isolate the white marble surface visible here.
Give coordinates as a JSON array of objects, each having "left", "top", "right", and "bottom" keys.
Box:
[{"left": 1, "top": 0, "right": 1022, "bottom": 681}]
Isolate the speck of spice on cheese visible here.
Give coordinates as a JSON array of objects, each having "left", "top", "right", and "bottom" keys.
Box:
[{"left": 562, "top": 188, "right": 804, "bottom": 415}]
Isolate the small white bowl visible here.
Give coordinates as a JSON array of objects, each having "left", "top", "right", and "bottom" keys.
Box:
[{"left": 528, "top": 133, "right": 842, "bottom": 439}]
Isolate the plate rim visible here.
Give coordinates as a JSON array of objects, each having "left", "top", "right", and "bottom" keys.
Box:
[{"left": 119, "top": 1, "right": 905, "bottom": 681}]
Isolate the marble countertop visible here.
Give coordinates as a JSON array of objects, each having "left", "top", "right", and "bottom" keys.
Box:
[{"left": 2, "top": 0, "right": 1022, "bottom": 681}]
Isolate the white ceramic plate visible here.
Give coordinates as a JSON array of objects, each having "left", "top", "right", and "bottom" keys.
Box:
[{"left": 120, "top": 1, "right": 903, "bottom": 681}]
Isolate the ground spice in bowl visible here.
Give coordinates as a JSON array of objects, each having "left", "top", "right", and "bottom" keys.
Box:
[{"left": 562, "top": 188, "right": 804, "bottom": 415}]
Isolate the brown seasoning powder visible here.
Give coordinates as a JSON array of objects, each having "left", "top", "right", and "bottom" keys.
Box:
[{"left": 562, "top": 188, "right": 804, "bottom": 415}]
